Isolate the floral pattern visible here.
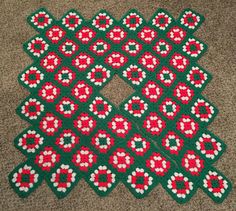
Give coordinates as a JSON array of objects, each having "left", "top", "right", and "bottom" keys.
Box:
[{"left": 11, "top": 8, "right": 231, "bottom": 203}]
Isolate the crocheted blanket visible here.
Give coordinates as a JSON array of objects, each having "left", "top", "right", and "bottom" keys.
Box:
[{"left": 9, "top": 8, "right": 232, "bottom": 203}]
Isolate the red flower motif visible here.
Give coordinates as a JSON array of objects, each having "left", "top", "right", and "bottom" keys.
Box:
[
  {"left": 71, "top": 80, "right": 93, "bottom": 102},
  {"left": 176, "top": 115, "right": 199, "bottom": 138},
  {"left": 38, "top": 82, "right": 60, "bottom": 103},
  {"left": 167, "top": 26, "right": 186, "bottom": 44},
  {"left": 105, "top": 52, "right": 128, "bottom": 69},
  {"left": 109, "top": 148, "right": 134, "bottom": 172},
  {"left": 72, "top": 146, "right": 97, "bottom": 171},
  {"left": 139, "top": 52, "right": 159, "bottom": 71},
  {"left": 181, "top": 150, "right": 204, "bottom": 176},
  {"left": 106, "top": 26, "right": 127, "bottom": 43},
  {"left": 76, "top": 27, "right": 96, "bottom": 44},
  {"left": 146, "top": 152, "right": 171, "bottom": 176},
  {"left": 89, "top": 39, "right": 110, "bottom": 56},
  {"left": 142, "top": 81, "right": 163, "bottom": 102},
  {"left": 159, "top": 98, "right": 180, "bottom": 120},
  {"left": 143, "top": 112, "right": 166, "bottom": 136},
  {"left": 40, "top": 52, "right": 61, "bottom": 72},
  {"left": 156, "top": 67, "right": 176, "bottom": 87},
  {"left": 73, "top": 113, "right": 97, "bottom": 135},
  {"left": 39, "top": 113, "right": 62, "bottom": 136},
  {"left": 169, "top": 53, "right": 189, "bottom": 72},
  {"left": 72, "top": 53, "right": 94, "bottom": 71},
  {"left": 35, "top": 146, "right": 60, "bottom": 171},
  {"left": 173, "top": 82, "right": 194, "bottom": 104},
  {"left": 108, "top": 114, "right": 132, "bottom": 138},
  {"left": 138, "top": 27, "right": 157, "bottom": 43},
  {"left": 46, "top": 25, "right": 66, "bottom": 43}
]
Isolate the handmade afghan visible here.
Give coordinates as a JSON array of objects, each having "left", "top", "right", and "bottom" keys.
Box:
[{"left": 9, "top": 8, "right": 232, "bottom": 203}]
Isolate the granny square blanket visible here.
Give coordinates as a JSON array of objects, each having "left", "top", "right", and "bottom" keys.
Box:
[{"left": 9, "top": 8, "right": 232, "bottom": 203}]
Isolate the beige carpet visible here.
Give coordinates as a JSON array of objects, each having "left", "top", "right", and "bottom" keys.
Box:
[{"left": 0, "top": 0, "right": 235, "bottom": 210}]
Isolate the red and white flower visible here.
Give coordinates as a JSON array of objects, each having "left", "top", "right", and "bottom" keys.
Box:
[
  {"left": 89, "top": 97, "right": 112, "bottom": 119},
  {"left": 40, "top": 52, "right": 61, "bottom": 72},
  {"left": 146, "top": 152, "right": 171, "bottom": 176},
  {"left": 196, "top": 133, "right": 222, "bottom": 160},
  {"left": 20, "top": 67, "right": 44, "bottom": 88},
  {"left": 73, "top": 113, "right": 97, "bottom": 135},
  {"left": 191, "top": 99, "right": 214, "bottom": 122},
  {"left": 127, "top": 134, "right": 150, "bottom": 156},
  {"left": 17, "top": 130, "right": 44, "bottom": 154},
  {"left": 156, "top": 67, "right": 176, "bottom": 87},
  {"left": 106, "top": 26, "right": 127, "bottom": 43},
  {"left": 91, "top": 130, "right": 114, "bottom": 153},
  {"left": 62, "top": 12, "right": 82, "bottom": 31},
  {"left": 54, "top": 67, "right": 76, "bottom": 86},
  {"left": 138, "top": 27, "right": 157, "bottom": 43},
  {"left": 203, "top": 170, "right": 229, "bottom": 198},
  {"left": 143, "top": 112, "right": 166, "bottom": 136},
  {"left": 124, "top": 96, "right": 148, "bottom": 117},
  {"left": 92, "top": 13, "right": 113, "bottom": 31},
  {"left": 159, "top": 98, "right": 180, "bottom": 120},
  {"left": 142, "top": 81, "right": 163, "bottom": 102},
  {"left": 21, "top": 98, "right": 44, "bottom": 120},
  {"left": 123, "top": 64, "right": 146, "bottom": 85},
  {"left": 56, "top": 97, "right": 78, "bottom": 118},
  {"left": 183, "top": 38, "right": 204, "bottom": 58},
  {"left": 72, "top": 53, "right": 94, "bottom": 71},
  {"left": 139, "top": 52, "right": 159, "bottom": 71},
  {"left": 180, "top": 10, "right": 201, "bottom": 30},
  {"left": 122, "top": 39, "right": 142, "bottom": 56},
  {"left": 59, "top": 39, "right": 79, "bottom": 57},
  {"left": 55, "top": 129, "right": 79, "bottom": 152},
  {"left": 50, "top": 164, "right": 76, "bottom": 193},
  {"left": 167, "top": 172, "right": 194, "bottom": 198},
  {"left": 90, "top": 165, "right": 116, "bottom": 192},
  {"left": 35, "top": 146, "right": 60, "bottom": 171},
  {"left": 72, "top": 146, "right": 97, "bottom": 171},
  {"left": 173, "top": 83, "right": 194, "bottom": 104},
  {"left": 169, "top": 53, "right": 189, "bottom": 72},
  {"left": 89, "top": 39, "right": 110, "bottom": 56},
  {"left": 46, "top": 25, "right": 66, "bottom": 44},
  {"left": 38, "top": 82, "right": 60, "bottom": 103},
  {"left": 30, "top": 10, "right": 53, "bottom": 29},
  {"left": 127, "top": 168, "right": 153, "bottom": 194},
  {"left": 11, "top": 164, "right": 39, "bottom": 193},
  {"left": 87, "top": 65, "right": 111, "bottom": 86},
  {"left": 153, "top": 39, "right": 172, "bottom": 57},
  {"left": 75, "top": 27, "right": 96, "bottom": 44},
  {"left": 186, "top": 66, "right": 208, "bottom": 88},
  {"left": 109, "top": 148, "right": 134, "bottom": 172},
  {"left": 27, "top": 37, "right": 49, "bottom": 57},
  {"left": 182, "top": 150, "right": 204, "bottom": 176},
  {"left": 71, "top": 80, "right": 93, "bottom": 102},
  {"left": 167, "top": 26, "right": 186, "bottom": 44},
  {"left": 162, "top": 131, "right": 184, "bottom": 155},
  {"left": 152, "top": 12, "right": 172, "bottom": 30},
  {"left": 105, "top": 52, "right": 128, "bottom": 69},
  {"left": 39, "top": 113, "right": 62, "bottom": 136},
  {"left": 176, "top": 115, "right": 199, "bottom": 138},
  {"left": 123, "top": 12, "right": 143, "bottom": 31},
  {"left": 108, "top": 114, "right": 132, "bottom": 138}
]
